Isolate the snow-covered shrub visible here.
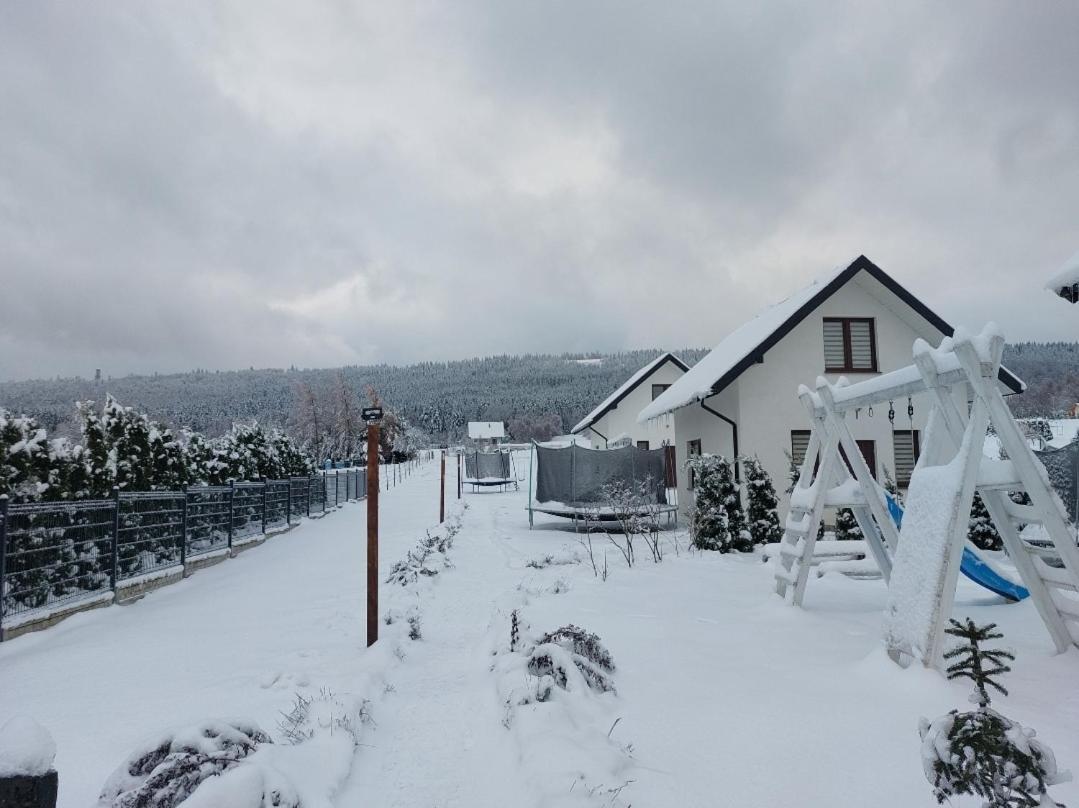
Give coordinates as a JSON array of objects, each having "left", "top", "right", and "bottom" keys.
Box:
[
  {"left": 743, "top": 455, "right": 782, "bottom": 545},
  {"left": 96, "top": 720, "right": 271, "bottom": 808},
  {"left": 834, "top": 507, "right": 864, "bottom": 542},
  {"left": 968, "top": 493, "right": 1003, "bottom": 551},
  {"left": 275, "top": 689, "right": 365, "bottom": 745},
  {"left": 385, "top": 516, "right": 460, "bottom": 585},
  {"left": 918, "top": 619, "right": 1069, "bottom": 808},
  {"left": 686, "top": 455, "right": 751, "bottom": 552},
  {"left": 527, "top": 625, "right": 617, "bottom": 697}
]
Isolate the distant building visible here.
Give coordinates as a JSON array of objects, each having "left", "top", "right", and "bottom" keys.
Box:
[{"left": 468, "top": 422, "right": 506, "bottom": 443}]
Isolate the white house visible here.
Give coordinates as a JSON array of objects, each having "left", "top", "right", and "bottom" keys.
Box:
[
  {"left": 638, "top": 256, "right": 1025, "bottom": 520},
  {"left": 572, "top": 352, "right": 689, "bottom": 450},
  {"left": 467, "top": 421, "right": 505, "bottom": 442}
]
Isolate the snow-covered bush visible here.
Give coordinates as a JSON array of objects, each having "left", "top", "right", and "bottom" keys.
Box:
[
  {"left": 834, "top": 508, "right": 864, "bottom": 542},
  {"left": 743, "top": 455, "right": 782, "bottom": 545},
  {"left": 96, "top": 720, "right": 271, "bottom": 808},
  {"left": 0, "top": 410, "right": 55, "bottom": 502},
  {"left": 385, "top": 517, "right": 459, "bottom": 585},
  {"left": 918, "top": 619, "right": 1069, "bottom": 808},
  {"left": 968, "top": 493, "right": 1003, "bottom": 551},
  {"left": 686, "top": 455, "right": 751, "bottom": 552}
]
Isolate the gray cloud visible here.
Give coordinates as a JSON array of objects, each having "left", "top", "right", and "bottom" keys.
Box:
[{"left": 0, "top": 1, "right": 1076, "bottom": 382}]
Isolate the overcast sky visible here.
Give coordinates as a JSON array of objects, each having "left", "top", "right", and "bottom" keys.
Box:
[{"left": 1, "top": 2, "right": 1076, "bottom": 381}]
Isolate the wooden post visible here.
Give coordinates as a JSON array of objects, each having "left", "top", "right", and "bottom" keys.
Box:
[
  {"left": 366, "top": 424, "right": 380, "bottom": 647},
  {"left": 457, "top": 452, "right": 461, "bottom": 499},
  {"left": 439, "top": 451, "right": 446, "bottom": 523}
]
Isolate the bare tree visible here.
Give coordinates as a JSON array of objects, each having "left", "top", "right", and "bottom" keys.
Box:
[{"left": 291, "top": 383, "right": 326, "bottom": 463}]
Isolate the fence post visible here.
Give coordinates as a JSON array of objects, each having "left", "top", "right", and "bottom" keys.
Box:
[
  {"left": 227, "top": 481, "right": 235, "bottom": 550},
  {"left": 261, "top": 478, "right": 269, "bottom": 534},
  {"left": 307, "top": 477, "right": 312, "bottom": 517},
  {"left": 179, "top": 488, "right": 188, "bottom": 568},
  {"left": 286, "top": 479, "right": 292, "bottom": 525},
  {"left": 439, "top": 452, "right": 446, "bottom": 523},
  {"left": 111, "top": 486, "right": 121, "bottom": 591},
  {"left": 0, "top": 495, "right": 8, "bottom": 637}
]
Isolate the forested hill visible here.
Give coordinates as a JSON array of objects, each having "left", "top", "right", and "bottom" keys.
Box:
[
  {"left": 0, "top": 349, "right": 711, "bottom": 441},
  {"left": 1001, "top": 342, "right": 1079, "bottom": 417},
  {"left": 1, "top": 342, "right": 1074, "bottom": 442}
]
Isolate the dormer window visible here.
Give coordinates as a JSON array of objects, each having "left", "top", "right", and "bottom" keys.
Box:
[{"left": 823, "top": 317, "right": 878, "bottom": 373}]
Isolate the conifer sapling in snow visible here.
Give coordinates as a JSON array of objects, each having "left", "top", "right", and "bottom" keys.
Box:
[
  {"left": 919, "top": 619, "right": 1069, "bottom": 808},
  {"left": 834, "top": 507, "right": 864, "bottom": 542},
  {"left": 968, "top": 493, "right": 1003, "bottom": 551},
  {"left": 715, "top": 457, "right": 753, "bottom": 552},
  {"left": 685, "top": 455, "right": 729, "bottom": 552},
  {"left": 743, "top": 455, "right": 781, "bottom": 545}
]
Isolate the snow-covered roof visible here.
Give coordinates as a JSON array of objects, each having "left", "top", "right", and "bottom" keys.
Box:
[
  {"left": 467, "top": 421, "right": 505, "bottom": 439},
  {"left": 571, "top": 352, "right": 689, "bottom": 434},
  {"left": 1046, "top": 250, "right": 1079, "bottom": 302},
  {"left": 639, "top": 255, "right": 1025, "bottom": 423}
]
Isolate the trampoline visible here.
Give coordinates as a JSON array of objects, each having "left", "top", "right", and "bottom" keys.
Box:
[
  {"left": 463, "top": 450, "right": 519, "bottom": 493},
  {"left": 527, "top": 442, "right": 677, "bottom": 528}
]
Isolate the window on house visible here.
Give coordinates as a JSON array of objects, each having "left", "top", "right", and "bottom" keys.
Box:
[
  {"left": 823, "top": 317, "right": 878, "bottom": 373},
  {"left": 651, "top": 383, "right": 671, "bottom": 401},
  {"left": 636, "top": 440, "right": 649, "bottom": 450},
  {"left": 840, "top": 440, "right": 877, "bottom": 480},
  {"left": 790, "top": 430, "right": 812, "bottom": 468},
  {"left": 687, "top": 438, "right": 702, "bottom": 488},
  {"left": 892, "top": 430, "right": 920, "bottom": 487}
]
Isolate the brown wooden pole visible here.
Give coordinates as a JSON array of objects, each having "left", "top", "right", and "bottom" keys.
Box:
[
  {"left": 439, "top": 451, "right": 446, "bottom": 523},
  {"left": 366, "top": 424, "right": 380, "bottom": 647},
  {"left": 457, "top": 452, "right": 462, "bottom": 499}
]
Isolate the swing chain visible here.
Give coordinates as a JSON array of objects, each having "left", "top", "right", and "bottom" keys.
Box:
[{"left": 888, "top": 401, "right": 895, "bottom": 425}]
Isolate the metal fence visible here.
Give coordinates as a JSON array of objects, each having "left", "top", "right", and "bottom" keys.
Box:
[{"left": 0, "top": 468, "right": 367, "bottom": 636}]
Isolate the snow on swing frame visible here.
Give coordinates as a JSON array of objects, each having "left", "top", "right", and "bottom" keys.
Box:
[
  {"left": 773, "top": 322, "right": 1079, "bottom": 670},
  {"left": 526, "top": 440, "right": 678, "bottom": 529}
]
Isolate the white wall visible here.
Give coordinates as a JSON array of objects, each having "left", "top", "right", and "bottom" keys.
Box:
[
  {"left": 669, "top": 273, "right": 952, "bottom": 521},
  {"left": 583, "top": 360, "right": 685, "bottom": 449}
]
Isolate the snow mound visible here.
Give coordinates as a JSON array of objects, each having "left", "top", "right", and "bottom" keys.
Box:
[{"left": 0, "top": 715, "right": 56, "bottom": 777}]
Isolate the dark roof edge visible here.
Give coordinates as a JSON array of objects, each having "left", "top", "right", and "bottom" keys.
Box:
[
  {"left": 702, "top": 255, "right": 1024, "bottom": 400},
  {"left": 575, "top": 352, "right": 690, "bottom": 431}
]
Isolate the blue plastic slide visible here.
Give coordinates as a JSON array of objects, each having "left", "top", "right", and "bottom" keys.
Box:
[{"left": 884, "top": 492, "right": 1029, "bottom": 602}]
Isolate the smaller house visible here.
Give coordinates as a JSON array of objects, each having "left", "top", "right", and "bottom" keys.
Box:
[
  {"left": 467, "top": 421, "right": 505, "bottom": 445},
  {"left": 572, "top": 353, "right": 689, "bottom": 450}
]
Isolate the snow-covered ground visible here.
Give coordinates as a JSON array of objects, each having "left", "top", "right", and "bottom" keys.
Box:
[{"left": 2, "top": 452, "right": 1078, "bottom": 807}]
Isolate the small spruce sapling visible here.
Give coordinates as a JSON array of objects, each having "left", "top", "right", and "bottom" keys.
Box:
[
  {"left": 919, "top": 619, "right": 1069, "bottom": 808},
  {"left": 685, "top": 455, "right": 729, "bottom": 551},
  {"left": 743, "top": 456, "right": 782, "bottom": 545},
  {"left": 717, "top": 458, "right": 752, "bottom": 552},
  {"left": 968, "top": 493, "right": 1003, "bottom": 551},
  {"left": 834, "top": 507, "right": 864, "bottom": 542}
]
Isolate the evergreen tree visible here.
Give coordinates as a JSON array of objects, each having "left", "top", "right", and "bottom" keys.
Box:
[
  {"left": 685, "top": 455, "right": 730, "bottom": 552},
  {"left": 716, "top": 457, "right": 752, "bottom": 552},
  {"left": 743, "top": 456, "right": 782, "bottom": 545},
  {"left": 834, "top": 508, "right": 864, "bottom": 542},
  {"left": 919, "top": 619, "right": 1066, "bottom": 808},
  {"left": 883, "top": 465, "right": 902, "bottom": 506},
  {"left": 0, "top": 410, "right": 53, "bottom": 502},
  {"left": 968, "top": 493, "right": 1002, "bottom": 551}
]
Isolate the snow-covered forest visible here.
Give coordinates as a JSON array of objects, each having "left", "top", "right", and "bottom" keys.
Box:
[
  {"left": 1, "top": 343, "right": 1072, "bottom": 451},
  {"left": 0, "top": 349, "right": 710, "bottom": 444}
]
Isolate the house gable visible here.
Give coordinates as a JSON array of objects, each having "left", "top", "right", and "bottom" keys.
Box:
[
  {"left": 572, "top": 352, "right": 689, "bottom": 435},
  {"left": 640, "top": 255, "right": 1023, "bottom": 424}
]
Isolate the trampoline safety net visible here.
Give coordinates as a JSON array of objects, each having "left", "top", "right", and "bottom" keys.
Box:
[
  {"left": 1035, "top": 440, "right": 1079, "bottom": 524},
  {"left": 465, "top": 451, "right": 512, "bottom": 480},
  {"left": 535, "top": 444, "right": 668, "bottom": 505}
]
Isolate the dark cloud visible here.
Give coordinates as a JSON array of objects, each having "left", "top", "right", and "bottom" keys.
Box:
[{"left": 0, "top": 1, "right": 1076, "bottom": 382}]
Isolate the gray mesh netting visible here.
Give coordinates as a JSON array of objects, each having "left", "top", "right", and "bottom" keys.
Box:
[
  {"left": 465, "top": 451, "right": 513, "bottom": 480},
  {"left": 534, "top": 444, "right": 668, "bottom": 505},
  {"left": 1035, "top": 439, "right": 1079, "bottom": 524}
]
